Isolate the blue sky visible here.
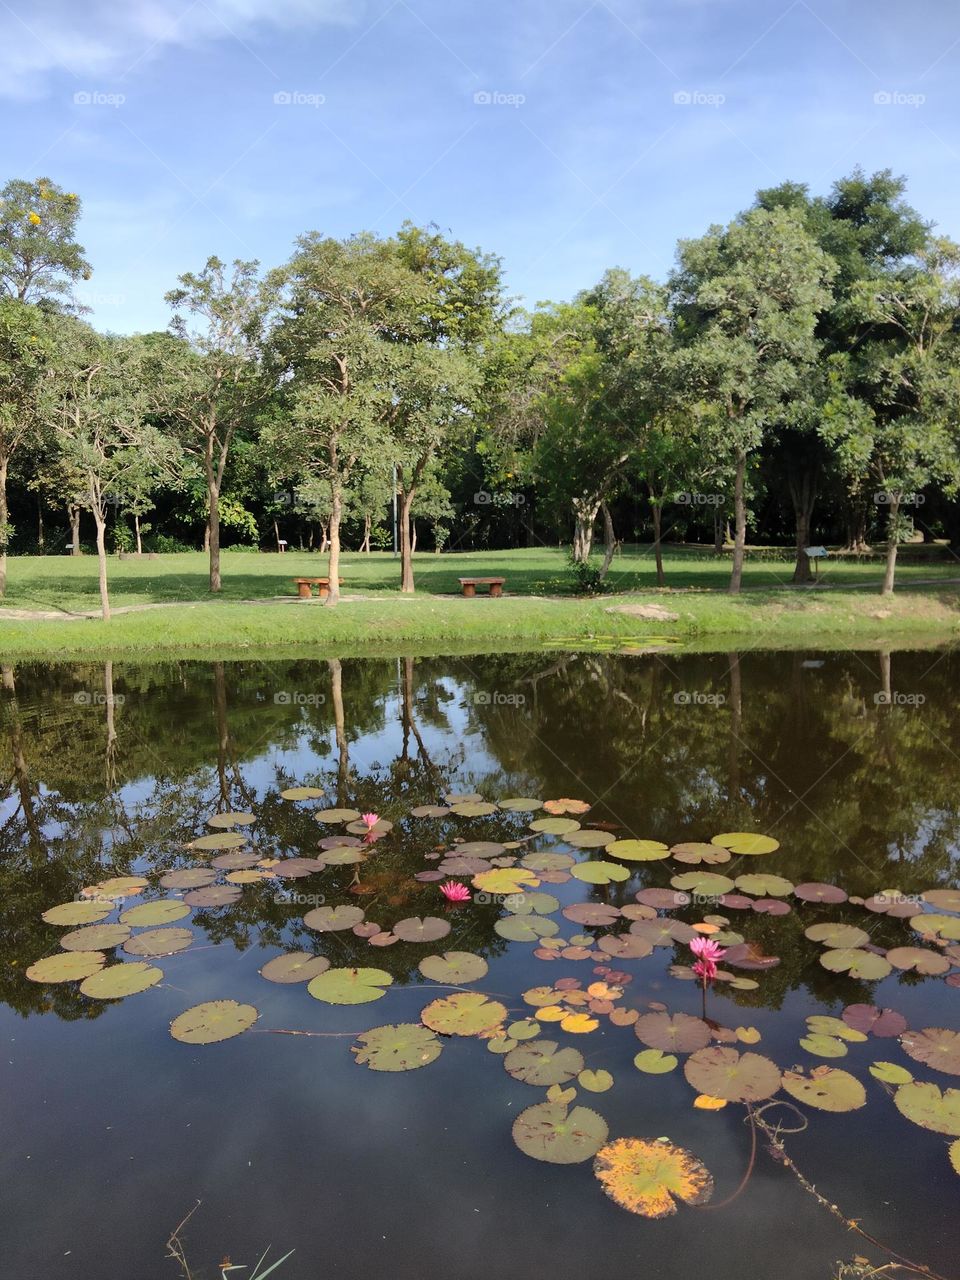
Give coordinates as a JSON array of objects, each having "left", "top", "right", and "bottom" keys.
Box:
[{"left": 3, "top": 0, "right": 959, "bottom": 333}]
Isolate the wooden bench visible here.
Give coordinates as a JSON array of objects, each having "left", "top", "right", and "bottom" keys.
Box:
[
  {"left": 293, "top": 577, "right": 343, "bottom": 600},
  {"left": 458, "top": 577, "right": 505, "bottom": 598}
]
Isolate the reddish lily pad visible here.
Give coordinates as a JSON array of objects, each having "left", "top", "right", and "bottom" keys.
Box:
[
  {"left": 563, "top": 902, "right": 621, "bottom": 927},
  {"left": 842, "top": 1004, "right": 907, "bottom": 1038},
  {"left": 635, "top": 1012, "right": 711, "bottom": 1053},
  {"left": 886, "top": 946, "right": 950, "bottom": 976},
  {"left": 670, "top": 842, "right": 731, "bottom": 865},
  {"left": 304, "top": 905, "right": 365, "bottom": 932},
  {"left": 160, "top": 869, "right": 216, "bottom": 890},
  {"left": 392, "top": 916, "right": 452, "bottom": 944},
  {"left": 794, "top": 882, "right": 848, "bottom": 904},
  {"left": 900, "top": 1028, "right": 960, "bottom": 1076},
  {"left": 684, "top": 1048, "right": 781, "bottom": 1102},
  {"left": 259, "top": 952, "right": 331, "bottom": 983},
  {"left": 184, "top": 886, "right": 242, "bottom": 908}
]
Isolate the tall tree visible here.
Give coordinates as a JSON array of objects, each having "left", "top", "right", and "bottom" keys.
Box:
[
  {"left": 0, "top": 300, "right": 51, "bottom": 594},
  {"left": 0, "top": 177, "right": 90, "bottom": 305},
  {"left": 670, "top": 207, "right": 836, "bottom": 593},
  {"left": 160, "top": 258, "right": 272, "bottom": 592}
]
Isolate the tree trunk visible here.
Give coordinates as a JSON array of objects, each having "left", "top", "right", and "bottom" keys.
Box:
[
  {"left": 69, "top": 505, "right": 81, "bottom": 555},
  {"left": 328, "top": 658, "right": 349, "bottom": 803},
  {"left": 789, "top": 467, "right": 818, "bottom": 584},
  {"left": 399, "top": 491, "right": 416, "bottom": 593},
  {"left": 273, "top": 517, "right": 281, "bottom": 552},
  {"left": 729, "top": 453, "right": 747, "bottom": 595},
  {"left": 713, "top": 511, "right": 723, "bottom": 555},
  {"left": 651, "top": 502, "right": 665, "bottom": 587},
  {"left": 326, "top": 485, "right": 343, "bottom": 606},
  {"left": 362, "top": 514, "right": 371, "bottom": 554},
  {"left": 881, "top": 495, "right": 900, "bottom": 596},
  {"left": 319, "top": 521, "right": 329, "bottom": 555},
  {"left": 0, "top": 454, "right": 8, "bottom": 597},
  {"left": 93, "top": 508, "right": 111, "bottom": 620},
  {"left": 207, "top": 465, "right": 222, "bottom": 593},
  {"left": 410, "top": 518, "right": 417, "bottom": 555},
  {"left": 572, "top": 498, "right": 600, "bottom": 563},
  {"left": 203, "top": 521, "right": 210, "bottom": 553},
  {"left": 37, "top": 497, "right": 44, "bottom": 552},
  {"left": 134, "top": 513, "right": 142, "bottom": 556},
  {"left": 598, "top": 502, "right": 618, "bottom": 582},
  {"left": 843, "top": 501, "right": 870, "bottom": 553}
]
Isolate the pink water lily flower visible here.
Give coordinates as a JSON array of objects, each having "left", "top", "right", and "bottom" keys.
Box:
[
  {"left": 360, "top": 813, "right": 380, "bottom": 829},
  {"left": 692, "top": 958, "right": 718, "bottom": 983},
  {"left": 689, "top": 936, "right": 726, "bottom": 964},
  {"left": 440, "top": 880, "right": 471, "bottom": 903}
]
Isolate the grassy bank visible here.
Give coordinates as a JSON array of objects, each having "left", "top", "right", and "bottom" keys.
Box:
[{"left": 0, "top": 548, "right": 958, "bottom": 658}]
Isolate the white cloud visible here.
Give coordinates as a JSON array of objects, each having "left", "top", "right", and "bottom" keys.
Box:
[{"left": 0, "top": 0, "right": 360, "bottom": 97}]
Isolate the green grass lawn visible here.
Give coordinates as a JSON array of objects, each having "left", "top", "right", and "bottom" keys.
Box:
[{"left": 0, "top": 545, "right": 958, "bottom": 658}]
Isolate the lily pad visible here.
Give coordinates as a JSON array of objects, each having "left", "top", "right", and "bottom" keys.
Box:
[
  {"left": 781, "top": 1066, "right": 866, "bottom": 1112},
  {"left": 593, "top": 1138, "right": 714, "bottom": 1218},
  {"left": 635, "top": 1012, "right": 711, "bottom": 1054},
  {"left": 418, "top": 951, "right": 489, "bottom": 984},
  {"left": 279, "top": 786, "right": 325, "bottom": 801},
  {"left": 259, "top": 952, "right": 331, "bottom": 983},
  {"left": 886, "top": 946, "right": 950, "bottom": 975},
  {"left": 421, "top": 992, "right": 507, "bottom": 1036},
  {"left": 522, "top": 852, "right": 575, "bottom": 872},
  {"left": 495, "top": 916, "right": 559, "bottom": 942},
  {"left": 187, "top": 832, "right": 247, "bottom": 851},
  {"left": 317, "top": 847, "right": 365, "bottom": 866},
  {"left": 634, "top": 1048, "right": 679, "bottom": 1074},
  {"left": 170, "top": 999, "right": 258, "bottom": 1044},
  {"left": 451, "top": 801, "right": 498, "bottom": 818},
  {"left": 607, "top": 839, "right": 670, "bottom": 862},
  {"left": 711, "top": 832, "right": 779, "bottom": 856},
  {"left": 800, "top": 1033, "right": 847, "bottom": 1058},
  {"left": 79, "top": 962, "right": 163, "bottom": 999},
  {"left": 60, "top": 924, "right": 131, "bottom": 951},
  {"left": 123, "top": 926, "right": 194, "bottom": 957},
  {"left": 498, "top": 797, "right": 543, "bottom": 812},
  {"left": 352, "top": 1023, "right": 442, "bottom": 1072},
  {"left": 42, "top": 901, "right": 113, "bottom": 926},
  {"left": 869, "top": 1061, "right": 913, "bottom": 1085},
  {"left": 304, "top": 905, "right": 366, "bottom": 932},
  {"left": 543, "top": 798, "right": 591, "bottom": 815},
  {"left": 894, "top": 1081, "right": 960, "bottom": 1135},
  {"left": 570, "top": 860, "right": 630, "bottom": 885},
  {"left": 794, "top": 882, "right": 848, "bottom": 904},
  {"left": 820, "top": 949, "right": 892, "bottom": 980},
  {"left": 119, "top": 900, "right": 190, "bottom": 927},
  {"left": 505, "top": 891, "right": 560, "bottom": 916},
  {"left": 444, "top": 792, "right": 483, "bottom": 805},
  {"left": 670, "top": 872, "right": 735, "bottom": 897},
  {"left": 504, "top": 1039, "right": 584, "bottom": 1085},
  {"left": 184, "top": 885, "right": 241, "bottom": 908},
  {"left": 629, "top": 918, "right": 697, "bottom": 947},
  {"left": 392, "top": 916, "right": 451, "bottom": 944},
  {"left": 314, "top": 807, "right": 362, "bottom": 823},
  {"left": 805, "top": 1016, "right": 867, "bottom": 1043},
  {"left": 308, "top": 967, "right": 393, "bottom": 1005},
  {"left": 578, "top": 1069, "right": 614, "bottom": 1093},
  {"left": 670, "top": 842, "right": 731, "bottom": 865},
  {"left": 160, "top": 869, "right": 217, "bottom": 890},
  {"left": 25, "top": 951, "right": 105, "bottom": 983},
  {"left": 563, "top": 902, "right": 621, "bottom": 927},
  {"left": 567, "top": 829, "right": 614, "bottom": 849},
  {"left": 530, "top": 817, "right": 581, "bottom": 836},
  {"left": 410, "top": 804, "right": 451, "bottom": 818},
  {"left": 911, "top": 913, "right": 960, "bottom": 941},
  {"left": 922, "top": 889, "right": 960, "bottom": 911},
  {"left": 804, "top": 922, "right": 870, "bottom": 948},
  {"left": 473, "top": 867, "right": 539, "bottom": 895},
  {"left": 684, "top": 1047, "right": 781, "bottom": 1102},
  {"left": 83, "top": 876, "right": 148, "bottom": 899},
  {"left": 900, "top": 1028, "right": 960, "bottom": 1076},
  {"left": 207, "top": 811, "right": 255, "bottom": 827},
  {"left": 735, "top": 873, "right": 794, "bottom": 897},
  {"left": 513, "top": 1102, "right": 608, "bottom": 1163},
  {"left": 842, "top": 1003, "right": 907, "bottom": 1037}
]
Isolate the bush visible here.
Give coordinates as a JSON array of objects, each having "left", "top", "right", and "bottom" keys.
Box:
[
  {"left": 568, "top": 555, "right": 613, "bottom": 595},
  {"left": 145, "top": 533, "right": 195, "bottom": 554}
]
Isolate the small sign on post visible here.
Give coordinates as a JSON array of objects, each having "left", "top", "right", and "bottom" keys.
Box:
[{"left": 804, "top": 546, "right": 828, "bottom": 578}]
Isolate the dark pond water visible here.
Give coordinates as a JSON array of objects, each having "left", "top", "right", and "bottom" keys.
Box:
[{"left": 0, "top": 650, "right": 958, "bottom": 1280}]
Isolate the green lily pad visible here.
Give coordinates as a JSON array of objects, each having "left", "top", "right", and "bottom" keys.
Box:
[
  {"left": 900, "top": 1028, "right": 960, "bottom": 1076},
  {"left": 421, "top": 992, "right": 506, "bottom": 1036},
  {"left": 473, "top": 867, "right": 539, "bottom": 894},
  {"left": 314, "top": 808, "right": 362, "bottom": 823},
  {"left": 392, "top": 916, "right": 451, "bottom": 943},
  {"left": 711, "top": 832, "right": 779, "bottom": 856},
  {"left": 279, "top": 787, "right": 325, "bottom": 801},
  {"left": 869, "top": 1061, "right": 913, "bottom": 1085},
  {"left": 410, "top": 804, "right": 450, "bottom": 818},
  {"left": 508, "top": 1019, "right": 541, "bottom": 1041},
  {"left": 352, "top": 1023, "right": 443, "bottom": 1072},
  {"left": 504, "top": 891, "right": 560, "bottom": 916},
  {"left": 670, "top": 872, "right": 735, "bottom": 897},
  {"left": 805, "top": 1016, "right": 867, "bottom": 1043},
  {"left": 607, "top": 839, "right": 670, "bottom": 862},
  {"left": 504, "top": 1039, "right": 584, "bottom": 1085},
  {"left": 79, "top": 962, "right": 163, "bottom": 999},
  {"left": 530, "top": 817, "right": 581, "bottom": 836},
  {"left": 304, "top": 905, "right": 365, "bottom": 932},
  {"left": 317, "top": 846, "right": 365, "bottom": 866},
  {"left": 119, "top": 900, "right": 191, "bottom": 927},
  {"left": 634, "top": 1049, "right": 679, "bottom": 1074},
  {"left": 578, "top": 1069, "right": 614, "bottom": 1093},
  {"left": 451, "top": 801, "right": 498, "bottom": 817},
  {"left": 498, "top": 797, "right": 543, "bottom": 812},
  {"left": 25, "top": 951, "right": 105, "bottom": 983},
  {"left": 170, "top": 999, "right": 258, "bottom": 1044},
  {"left": 911, "top": 913, "right": 960, "bottom": 941},
  {"left": 894, "top": 1081, "right": 960, "bottom": 1135},
  {"left": 60, "top": 924, "right": 131, "bottom": 951},
  {"left": 735, "top": 874, "right": 794, "bottom": 897},
  {"left": 800, "top": 1033, "right": 847, "bottom": 1058},
  {"left": 684, "top": 1048, "right": 781, "bottom": 1102},
  {"left": 521, "top": 852, "right": 575, "bottom": 872},
  {"left": 820, "top": 949, "right": 892, "bottom": 980},
  {"left": 207, "top": 811, "right": 256, "bottom": 827},
  {"left": 42, "top": 901, "right": 112, "bottom": 927},
  {"left": 417, "top": 951, "right": 489, "bottom": 984},
  {"left": 570, "top": 861, "right": 630, "bottom": 885},
  {"left": 781, "top": 1066, "right": 866, "bottom": 1112},
  {"left": 567, "top": 830, "right": 614, "bottom": 849},
  {"left": 308, "top": 967, "right": 393, "bottom": 1004},
  {"left": 512, "top": 1102, "right": 608, "bottom": 1163},
  {"left": 495, "top": 916, "right": 560, "bottom": 942},
  {"left": 187, "top": 832, "right": 247, "bottom": 851},
  {"left": 259, "top": 952, "right": 331, "bottom": 983},
  {"left": 805, "top": 922, "right": 870, "bottom": 948}
]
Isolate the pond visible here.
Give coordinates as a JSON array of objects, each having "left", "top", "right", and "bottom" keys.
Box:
[{"left": 0, "top": 649, "right": 957, "bottom": 1280}]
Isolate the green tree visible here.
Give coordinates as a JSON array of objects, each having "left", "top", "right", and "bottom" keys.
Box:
[
  {"left": 671, "top": 207, "right": 836, "bottom": 593},
  {"left": 0, "top": 177, "right": 90, "bottom": 305},
  {"left": 0, "top": 299, "right": 50, "bottom": 593}
]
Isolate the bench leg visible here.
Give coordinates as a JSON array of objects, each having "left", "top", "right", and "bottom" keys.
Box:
[
  {"left": 318, "top": 584, "right": 329, "bottom": 600},
  {"left": 489, "top": 583, "right": 503, "bottom": 598},
  {"left": 297, "top": 583, "right": 312, "bottom": 600},
  {"left": 461, "top": 583, "right": 476, "bottom": 597}
]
